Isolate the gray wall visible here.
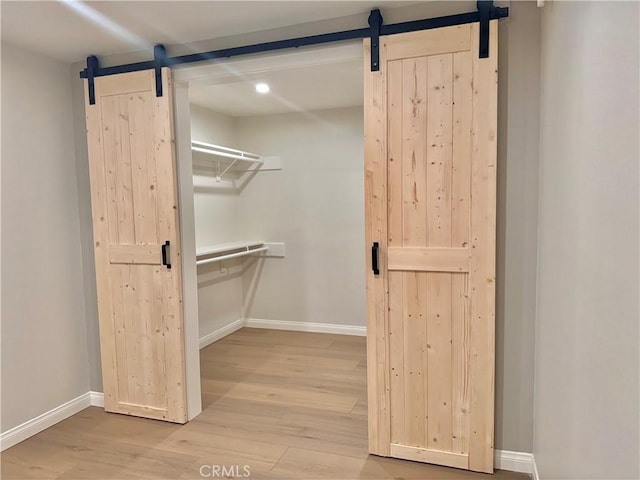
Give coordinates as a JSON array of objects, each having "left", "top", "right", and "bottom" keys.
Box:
[
  {"left": 1, "top": 43, "right": 90, "bottom": 432},
  {"left": 534, "top": 1, "right": 640, "bottom": 478},
  {"left": 69, "top": 1, "right": 541, "bottom": 453},
  {"left": 495, "top": 1, "right": 541, "bottom": 453}
]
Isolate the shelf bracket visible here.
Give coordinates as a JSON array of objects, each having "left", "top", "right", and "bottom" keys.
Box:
[{"left": 217, "top": 158, "right": 239, "bottom": 182}]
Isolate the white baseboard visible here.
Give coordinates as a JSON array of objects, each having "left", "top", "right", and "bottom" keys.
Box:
[
  {"left": 198, "top": 318, "right": 366, "bottom": 348},
  {"left": 245, "top": 318, "right": 366, "bottom": 336},
  {"left": 89, "top": 391, "right": 104, "bottom": 408},
  {"left": 199, "top": 318, "right": 245, "bottom": 349},
  {"left": 1, "top": 391, "right": 102, "bottom": 451},
  {"left": 495, "top": 449, "right": 535, "bottom": 474},
  {"left": 532, "top": 453, "right": 540, "bottom": 480}
]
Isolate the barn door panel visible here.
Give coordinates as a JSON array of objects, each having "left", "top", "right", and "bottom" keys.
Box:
[
  {"left": 84, "top": 68, "right": 187, "bottom": 423},
  {"left": 365, "top": 22, "right": 497, "bottom": 473}
]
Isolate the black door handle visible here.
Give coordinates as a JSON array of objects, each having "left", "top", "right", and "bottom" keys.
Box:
[
  {"left": 372, "top": 242, "right": 379, "bottom": 275},
  {"left": 162, "top": 241, "right": 171, "bottom": 270}
]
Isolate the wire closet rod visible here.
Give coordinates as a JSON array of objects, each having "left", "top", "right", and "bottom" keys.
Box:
[
  {"left": 196, "top": 246, "right": 268, "bottom": 266},
  {"left": 191, "top": 141, "right": 261, "bottom": 162}
]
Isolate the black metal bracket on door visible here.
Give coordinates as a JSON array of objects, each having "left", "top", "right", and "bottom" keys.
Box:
[
  {"left": 368, "top": 9, "right": 383, "bottom": 72},
  {"left": 81, "top": 1, "right": 508, "bottom": 104},
  {"left": 153, "top": 44, "right": 167, "bottom": 98},
  {"left": 86, "top": 55, "right": 100, "bottom": 105},
  {"left": 477, "top": 1, "right": 491, "bottom": 58}
]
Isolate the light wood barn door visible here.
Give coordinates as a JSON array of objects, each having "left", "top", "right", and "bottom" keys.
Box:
[
  {"left": 364, "top": 23, "right": 498, "bottom": 473},
  {"left": 84, "top": 69, "right": 187, "bottom": 423}
]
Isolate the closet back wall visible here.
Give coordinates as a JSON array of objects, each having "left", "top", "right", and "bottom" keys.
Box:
[{"left": 238, "top": 107, "right": 365, "bottom": 330}]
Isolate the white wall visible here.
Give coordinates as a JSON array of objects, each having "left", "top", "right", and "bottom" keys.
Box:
[
  {"left": 190, "top": 105, "right": 244, "bottom": 339},
  {"left": 534, "top": 1, "right": 640, "bottom": 478},
  {"left": 237, "top": 107, "right": 366, "bottom": 327},
  {"left": 174, "top": 87, "right": 202, "bottom": 419},
  {"left": 1, "top": 43, "right": 90, "bottom": 431},
  {"left": 191, "top": 103, "right": 237, "bottom": 147}
]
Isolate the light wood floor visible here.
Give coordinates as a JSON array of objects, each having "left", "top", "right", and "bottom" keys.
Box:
[{"left": 2, "top": 328, "right": 529, "bottom": 479}]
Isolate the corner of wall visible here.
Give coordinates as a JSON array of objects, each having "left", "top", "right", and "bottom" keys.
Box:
[{"left": 69, "top": 60, "right": 103, "bottom": 393}]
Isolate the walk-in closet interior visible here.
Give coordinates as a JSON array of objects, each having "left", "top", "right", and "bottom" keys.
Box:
[{"left": 188, "top": 58, "right": 366, "bottom": 351}]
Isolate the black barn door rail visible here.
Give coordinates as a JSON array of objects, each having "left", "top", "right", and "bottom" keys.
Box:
[{"left": 81, "top": 1, "right": 508, "bottom": 104}]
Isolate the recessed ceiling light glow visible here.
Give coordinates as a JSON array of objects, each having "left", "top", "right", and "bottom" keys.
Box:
[{"left": 255, "top": 83, "right": 270, "bottom": 94}]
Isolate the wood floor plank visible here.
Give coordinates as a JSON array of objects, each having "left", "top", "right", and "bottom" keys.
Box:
[
  {"left": 271, "top": 446, "right": 519, "bottom": 480},
  {"left": 1, "top": 329, "right": 528, "bottom": 480},
  {"left": 200, "top": 378, "right": 359, "bottom": 413}
]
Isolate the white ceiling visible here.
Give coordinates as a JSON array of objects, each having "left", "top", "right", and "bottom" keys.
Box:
[
  {"left": 0, "top": 1, "right": 416, "bottom": 63},
  {"left": 188, "top": 59, "right": 363, "bottom": 117}
]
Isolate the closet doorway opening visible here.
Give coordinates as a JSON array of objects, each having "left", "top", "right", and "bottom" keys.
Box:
[{"left": 174, "top": 43, "right": 369, "bottom": 438}]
